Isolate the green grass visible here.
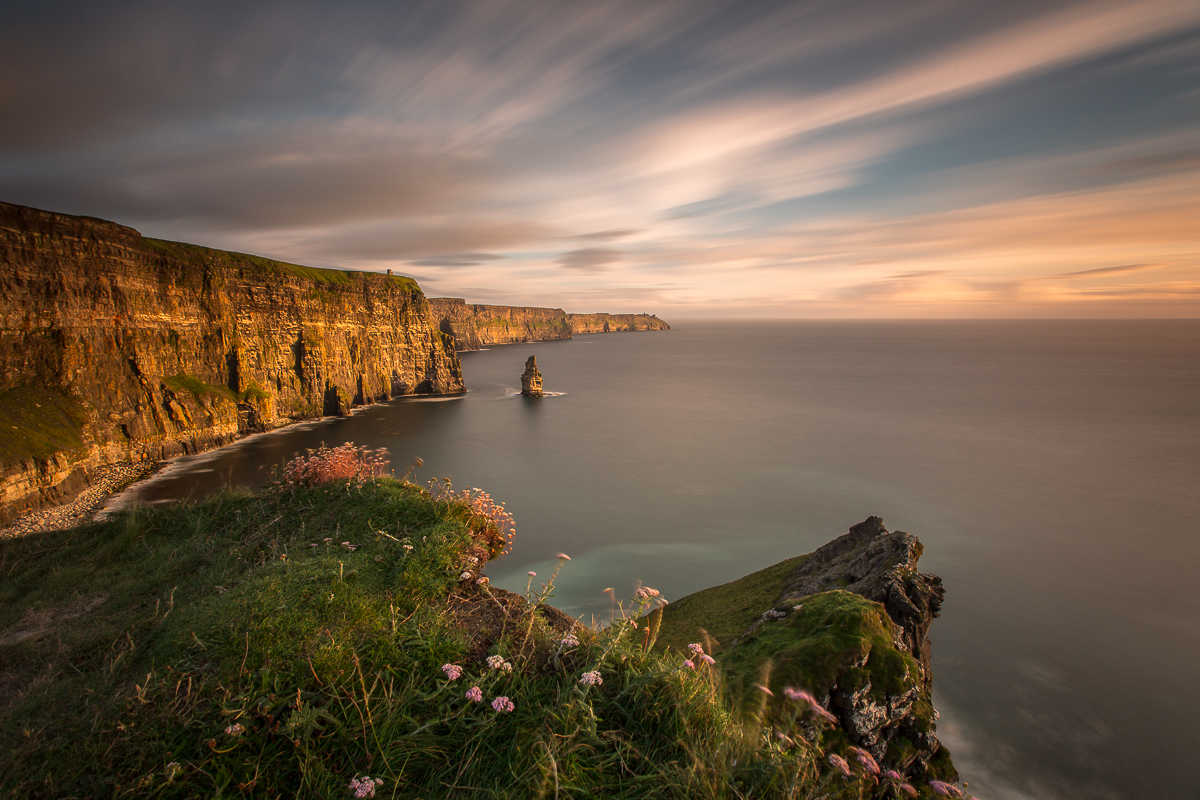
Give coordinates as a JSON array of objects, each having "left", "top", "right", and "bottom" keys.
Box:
[
  {"left": 161, "top": 374, "right": 237, "bottom": 404},
  {"left": 0, "top": 478, "right": 908, "bottom": 800},
  {"left": 654, "top": 554, "right": 808, "bottom": 654},
  {"left": 161, "top": 375, "right": 272, "bottom": 405},
  {"left": 0, "top": 387, "right": 90, "bottom": 466}
]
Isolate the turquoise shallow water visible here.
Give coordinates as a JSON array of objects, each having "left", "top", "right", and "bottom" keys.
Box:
[{"left": 111, "top": 320, "right": 1200, "bottom": 800}]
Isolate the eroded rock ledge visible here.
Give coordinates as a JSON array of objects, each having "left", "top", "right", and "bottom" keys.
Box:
[{"left": 672, "top": 517, "right": 955, "bottom": 784}]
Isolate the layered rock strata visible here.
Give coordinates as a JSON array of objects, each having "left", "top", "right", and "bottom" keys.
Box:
[
  {"left": 0, "top": 201, "right": 464, "bottom": 523},
  {"left": 429, "top": 298, "right": 668, "bottom": 351},
  {"left": 520, "top": 356, "right": 543, "bottom": 397}
]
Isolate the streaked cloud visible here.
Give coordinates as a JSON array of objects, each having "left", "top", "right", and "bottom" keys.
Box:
[{"left": 1, "top": 0, "right": 1198, "bottom": 316}]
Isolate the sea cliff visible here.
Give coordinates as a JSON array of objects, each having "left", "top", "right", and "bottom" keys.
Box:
[
  {"left": 429, "top": 297, "right": 669, "bottom": 351},
  {"left": 0, "top": 201, "right": 464, "bottom": 523}
]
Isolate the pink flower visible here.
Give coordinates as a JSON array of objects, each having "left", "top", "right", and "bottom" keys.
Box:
[
  {"left": 827, "top": 753, "right": 852, "bottom": 778},
  {"left": 683, "top": 659, "right": 695, "bottom": 669},
  {"left": 465, "top": 686, "right": 483, "bottom": 702},
  {"left": 635, "top": 587, "right": 660, "bottom": 600},
  {"left": 347, "top": 776, "right": 383, "bottom": 798},
  {"left": 849, "top": 746, "right": 880, "bottom": 776},
  {"left": 441, "top": 663, "right": 463, "bottom": 680},
  {"left": 929, "top": 781, "right": 963, "bottom": 797},
  {"left": 460, "top": 571, "right": 472, "bottom": 580},
  {"left": 699, "top": 654, "right": 715, "bottom": 665},
  {"left": 224, "top": 722, "right": 245, "bottom": 736},
  {"left": 687, "top": 643, "right": 704, "bottom": 655},
  {"left": 555, "top": 552, "right": 571, "bottom": 561},
  {"left": 491, "top": 695, "right": 515, "bottom": 712},
  {"left": 754, "top": 683, "right": 774, "bottom": 696},
  {"left": 899, "top": 784, "right": 918, "bottom": 798},
  {"left": 579, "top": 670, "right": 603, "bottom": 686},
  {"left": 883, "top": 770, "right": 902, "bottom": 781},
  {"left": 527, "top": 571, "right": 536, "bottom": 576}
]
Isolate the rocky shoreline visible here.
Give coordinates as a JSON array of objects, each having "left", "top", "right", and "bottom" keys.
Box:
[{"left": 0, "top": 460, "right": 159, "bottom": 539}]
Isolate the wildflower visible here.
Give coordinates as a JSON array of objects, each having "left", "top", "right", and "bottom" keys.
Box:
[
  {"left": 555, "top": 552, "right": 571, "bottom": 561},
  {"left": 899, "top": 784, "right": 918, "bottom": 798},
  {"left": 827, "top": 753, "right": 852, "bottom": 778},
  {"left": 635, "top": 586, "right": 660, "bottom": 601},
  {"left": 687, "top": 643, "right": 704, "bottom": 655},
  {"left": 347, "top": 776, "right": 384, "bottom": 798},
  {"left": 465, "top": 686, "right": 483, "bottom": 702},
  {"left": 527, "top": 571, "right": 536, "bottom": 576},
  {"left": 699, "top": 653, "right": 715, "bottom": 665},
  {"left": 224, "top": 722, "right": 245, "bottom": 736},
  {"left": 441, "top": 663, "right": 463, "bottom": 680},
  {"left": 560, "top": 634, "right": 579, "bottom": 648},
  {"left": 929, "top": 781, "right": 962, "bottom": 797},
  {"left": 491, "top": 695, "right": 515, "bottom": 712},
  {"left": 164, "top": 762, "right": 182, "bottom": 781},
  {"left": 486, "top": 655, "right": 512, "bottom": 672},
  {"left": 683, "top": 659, "right": 695, "bottom": 669},
  {"left": 754, "top": 683, "right": 774, "bottom": 696},
  {"left": 476, "top": 577, "right": 488, "bottom": 585},
  {"left": 403, "top": 544, "right": 413, "bottom": 551},
  {"left": 883, "top": 770, "right": 902, "bottom": 781},
  {"left": 460, "top": 571, "right": 472, "bottom": 580},
  {"left": 579, "top": 670, "right": 603, "bottom": 686},
  {"left": 629, "top": 620, "right": 638, "bottom": 629},
  {"left": 849, "top": 746, "right": 880, "bottom": 775}
]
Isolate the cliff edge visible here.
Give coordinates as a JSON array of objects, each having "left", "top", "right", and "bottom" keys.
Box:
[
  {"left": 0, "top": 201, "right": 464, "bottom": 524},
  {"left": 656, "top": 517, "right": 955, "bottom": 785},
  {"left": 429, "top": 297, "right": 669, "bottom": 351}
]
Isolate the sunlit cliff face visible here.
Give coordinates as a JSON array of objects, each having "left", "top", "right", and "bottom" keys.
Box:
[{"left": 2, "top": 0, "right": 1199, "bottom": 317}]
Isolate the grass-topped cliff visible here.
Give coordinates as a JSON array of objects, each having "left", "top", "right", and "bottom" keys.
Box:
[{"left": 0, "top": 447, "right": 963, "bottom": 799}]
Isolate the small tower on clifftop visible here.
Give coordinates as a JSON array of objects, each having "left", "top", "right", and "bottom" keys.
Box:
[{"left": 520, "top": 356, "right": 544, "bottom": 397}]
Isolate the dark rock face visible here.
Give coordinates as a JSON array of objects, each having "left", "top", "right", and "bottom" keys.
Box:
[
  {"left": 0, "top": 201, "right": 465, "bottom": 522},
  {"left": 520, "top": 356, "right": 543, "bottom": 397},
  {"left": 778, "top": 516, "right": 945, "bottom": 689}
]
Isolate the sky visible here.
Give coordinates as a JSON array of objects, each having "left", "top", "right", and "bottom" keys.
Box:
[{"left": 2, "top": 0, "right": 1199, "bottom": 318}]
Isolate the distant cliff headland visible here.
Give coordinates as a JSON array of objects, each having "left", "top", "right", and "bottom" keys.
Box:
[
  {"left": 0, "top": 201, "right": 668, "bottom": 526},
  {"left": 429, "top": 297, "right": 668, "bottom": 351}
]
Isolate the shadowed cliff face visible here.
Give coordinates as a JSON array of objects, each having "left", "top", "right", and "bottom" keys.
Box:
[
  {"left": 428, "top": 298, "right": 669, "bottom": 351},
  {"left": 0, "top": 201, "right": 463, "bottom": 522}
]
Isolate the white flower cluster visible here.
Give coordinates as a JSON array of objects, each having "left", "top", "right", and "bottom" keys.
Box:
[
  {"left": 579, "top": 670, "right": 603, "bottom": 686},
  {"left": 486, "top": 655, "right": 513, "bottom": 672}
]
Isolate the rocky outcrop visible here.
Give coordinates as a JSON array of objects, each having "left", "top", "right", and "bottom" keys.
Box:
[
  {"left": 565, "top": 312, "right": 670, "bottom": 335},
  {"left": 520, "top": 356, "right": 543, "bottom": 397},
  {"left": 776, "top": 516, "right": 944, "bottom": 690},
  {"left": 428, "top": 298, "right": 669, "bottom": 351},
  {"left": 0, "top": 201, "right": 464, "bottom": 523},
  {"left": 722, "top": 517, "right": 953, "bottom": 783}
]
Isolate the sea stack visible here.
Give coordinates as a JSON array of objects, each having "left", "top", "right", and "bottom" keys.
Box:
[{"left": 520, "top": 355, "right": 544, "bottom": 397}]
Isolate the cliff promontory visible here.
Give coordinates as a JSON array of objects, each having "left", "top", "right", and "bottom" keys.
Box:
[
  {"left": 656, "top": 517, "right": 955, "bottom": 785},
  {"left": 0, "top": 201, "right": 463, "bottom": 523},
  {"left": 429, "top": 298, "right": 668, "bottom": 351}
]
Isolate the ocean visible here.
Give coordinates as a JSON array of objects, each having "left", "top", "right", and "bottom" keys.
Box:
[{"left": 108, "top": 320, "right": 1200, "bottom": 800}]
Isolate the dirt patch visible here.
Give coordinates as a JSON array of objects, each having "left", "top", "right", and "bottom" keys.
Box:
[
  {"left": 446, "top": 584, "right": 578, "bottom": 662},
  {"left": 0, "top": 595, "right": 108, "bottom": 646}
]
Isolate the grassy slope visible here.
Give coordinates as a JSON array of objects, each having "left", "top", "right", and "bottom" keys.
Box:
[
  {"left": 0, "top": 478, "right": 895, "bottom": 800},
  {"left": 654, "top": 554, "right": 807, "bottom": 655},
  {"left": 0, "top": 387, "right": 90, "bottom": 467}
]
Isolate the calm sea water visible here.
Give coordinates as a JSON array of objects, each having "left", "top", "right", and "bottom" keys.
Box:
[{"left": 109, "top": 320, "right": 1200, "bottom": 800}]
